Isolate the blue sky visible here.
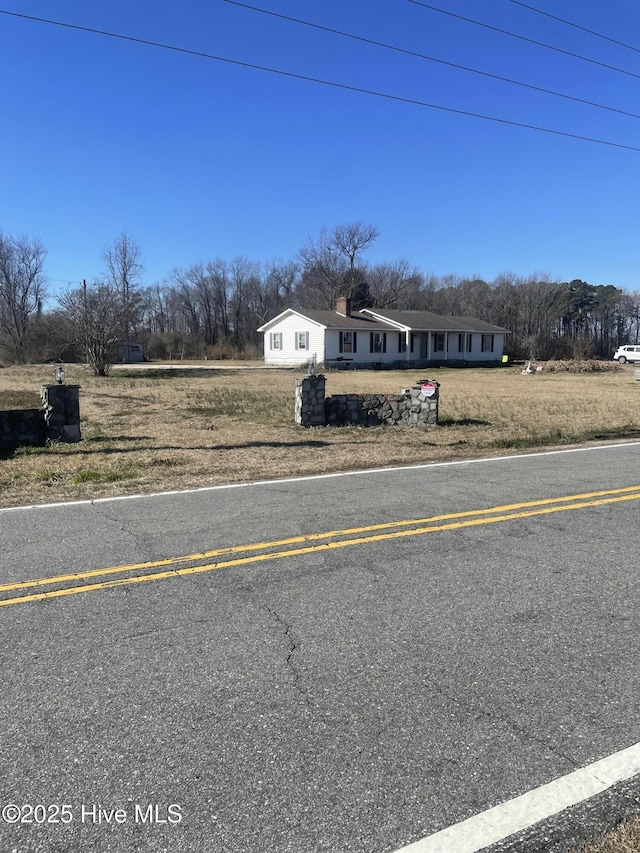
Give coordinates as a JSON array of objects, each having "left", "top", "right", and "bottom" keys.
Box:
[{"left": 1, "top": 0, "right": 639, "bottom": 297}]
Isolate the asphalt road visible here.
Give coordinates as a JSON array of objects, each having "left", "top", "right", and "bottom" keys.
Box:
[{"left": 1, "top": 443, "right": 639, "bottom": 853}]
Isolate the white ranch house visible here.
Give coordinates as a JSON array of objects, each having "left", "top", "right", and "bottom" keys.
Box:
[{"left": 258, "top": 297, "right": 509, "bottom": 368}]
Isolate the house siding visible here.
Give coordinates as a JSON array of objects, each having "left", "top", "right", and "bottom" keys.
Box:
[
  {"left": 263, "top": 314, "right": 325, "bottom": 365},
  {"left": 325, "top": 330, "right": 392, "bottom": 364},
  {"left": 260, "top": 309, "right": 507, "bottom": 367}
]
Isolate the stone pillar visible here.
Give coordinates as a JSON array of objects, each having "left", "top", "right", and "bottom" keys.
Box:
[
  {"left": 41, "top": 384, "right": 82, "bottom": 443},
  {"left": 295, "top": 374, "right": 326, "bottom": 427},
  {"left": 409, "top": 379, "right": 439, "bottom": 426}
]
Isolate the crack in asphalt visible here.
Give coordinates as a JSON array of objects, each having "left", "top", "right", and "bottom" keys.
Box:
[
  {"left": 262, "top": 604, "right": 299, "bottom": 680},
  {"left": 422, "top": 674, "right": 580, "bottom": 772},
  {"left": 87, "top": 502, "right": 143, "bottom": 547},
  {"left": 262, "top": 603, "right": 326, "bottom": 723},
  {"left": 86, "top": 503, "right": 208, "bottom": 593},
  {"left": 114, "top": 618, "right": 215, "bottom": 643},
  {"left": 25, "top": 505, "right": 586, "bottom": 773}
]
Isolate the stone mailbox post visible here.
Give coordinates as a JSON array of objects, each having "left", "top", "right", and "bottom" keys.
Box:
[{"left": 41, "top": 384, "right": 82, "bottom": 443}]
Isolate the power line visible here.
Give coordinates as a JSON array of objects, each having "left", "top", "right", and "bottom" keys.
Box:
[
  {"left": 408, "top": 0, "right": 640, "bottom": 81},
  {"left": 510, "top": 0, "right": 640, "bottom": 56},
  {"left": 225, "top": 0, "right": 640, "bottom": 121},
  {"left": 1, "top": 8, "right": 639, "bottom": 153}
]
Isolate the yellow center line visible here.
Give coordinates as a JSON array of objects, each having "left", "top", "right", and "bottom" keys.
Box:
[
  {"left": 1, "top": 490, "right": 639, "bottom": 608},
  {"left": 2, "top": 484, "right": 640, "bottom": 596}
]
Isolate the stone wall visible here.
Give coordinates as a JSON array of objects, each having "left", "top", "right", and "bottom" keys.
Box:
[
  {"left": 0, "top": 384, "right": 82, "bottom": 452},
  {"left": 296, "top": 375, "right": 439, "bottom": 428},
  {"left": 295, "top": 374, "right": 326, "bottom": 426},
  {"left": 0, "top": 409, "right": 46, "bottom": 450}
]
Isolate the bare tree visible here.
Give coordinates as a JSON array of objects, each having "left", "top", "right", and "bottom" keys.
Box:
[
  {"left": 206, "top": 259, "right": 231, "bottom": 341},
  {"left": 58, "top": 280, "right": 129, "bottom": 376},
  {"left": 139, "top": 283, "right": 170, "bottom": 335},
  {"left": 296, "top": 244, "right": 346, "bottom": 309},
  {"left": 102, "top": 231, "right": 143, "bottom": 339},
  {"left": 368, "top": 259, "right": 423, "bottom": 308},
  {"left": 192, "top": 264, "right": 217, "bottom": 346},
  {"left": 229, "top": 257, "right": 261, "bottom": 347},
  {"left": 167, "top": 268, "right": 202, "bottom": 340},
  {"left": 331, "top": 221, "right": 379, "bottom": 297},
  {"left": 0, "top": 230, "right": 47, "bottom": 362},
  {"left": 298, "top": 222, "right": 379, "bottom": 308},
  {"left": 618, "top": 291, "right": 640, "bottom": 345},
  {"left": 263, "top": 260, "right": 298, "bottom": 315}
]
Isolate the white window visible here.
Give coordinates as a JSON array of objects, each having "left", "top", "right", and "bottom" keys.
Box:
[
  {"left": 340, "top": 331, "right": 356, "bottom": 353},
  {"left": 481, "top": 334, "right": 494, "bottom": 352},
  {"left": 270, "top": 332, "right": 282, "bottom": 350},
  {"left": 466, "top": 333, "right": 473, "bottom": 352},
  {"left": 433, "top": 333, "right": 445, "bottom": 353},
  {"left": 398, "top": 333, "right": 407, "bottom": 353},
  {"left": 370, "top": 332, "right": 386, "bottom": 354},
  {"left": 295, "top": 331, "right": 309, "bottom": 350},
  {"left": 458, "top": 334, "right": 464, "bottom": 353}
]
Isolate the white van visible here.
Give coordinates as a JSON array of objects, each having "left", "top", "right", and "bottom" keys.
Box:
[{"left": 613, "top": 345, "right": 640, "bottom": 364}]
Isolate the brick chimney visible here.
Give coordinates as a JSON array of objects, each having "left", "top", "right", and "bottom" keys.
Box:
[{"left": 336, "top": 296, "right": 352, "bottom": 317}]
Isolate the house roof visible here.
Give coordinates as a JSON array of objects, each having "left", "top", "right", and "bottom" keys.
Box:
[
  {"left": 300, "top": 309, "right": 397, "bottom": 330},
  {"left": 258, "top": 307, "right": 509, "bottom": 334},
  {"left": 361, "top": 309, "right": 509, "bottom": 334},
  {"left": 257, "top": 308, "right": 396, "bottom": 332}
]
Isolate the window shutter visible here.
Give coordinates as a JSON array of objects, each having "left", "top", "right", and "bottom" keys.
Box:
[
  {"left": 305, "top": 331, "right": 309, "bottom": 350},
  {"left": 339, "top": 332, "right": 343, "bottom": 353},
  {"left": 353, "top": 332, "right": 357, "bottom": 353},
  {"left": 382, "top": 333, "right": 387, "bottom": 353},
  {"left": 491, "top": 335, "right": 494, "bottom": 352},
  {"left": 369, "top": 332, "right": 374, "bottom": 353},
  {"left": 410, "top": 334, "right": 414, "bottom": 353},
  {"left": 294, "top": 333, "right": 299, "bottom": 350},
  {"left": 269, "top": 333, "right": 274, "bottom": 350}
]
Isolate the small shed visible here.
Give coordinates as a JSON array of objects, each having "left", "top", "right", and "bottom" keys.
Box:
[{"left": 118, "top": 341, "right": 144, "bottom": 363}]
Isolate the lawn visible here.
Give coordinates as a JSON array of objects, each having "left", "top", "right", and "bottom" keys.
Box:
[{"left": 0, "top": 360, "right": 638, "bottom": 509}]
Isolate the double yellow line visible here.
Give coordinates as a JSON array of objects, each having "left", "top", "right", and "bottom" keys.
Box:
[{"left": 3, "top": 485, "right": 640, "bottom": 608}]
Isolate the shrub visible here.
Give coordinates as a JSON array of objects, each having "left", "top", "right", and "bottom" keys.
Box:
[{"left": 542, "top": 359, "right": 624, "bottom": 374}]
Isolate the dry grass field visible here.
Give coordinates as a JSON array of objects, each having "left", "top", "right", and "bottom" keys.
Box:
[
  {"left": 1, "top": 360, "right": 639, "bottom": 509},
  {"left": 577, "top": 817, "right": 640, "bottom": 853}
]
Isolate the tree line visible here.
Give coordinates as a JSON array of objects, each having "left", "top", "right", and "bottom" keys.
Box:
[{"left": 1, "top": 224, "right": 639, "bottom": 374}]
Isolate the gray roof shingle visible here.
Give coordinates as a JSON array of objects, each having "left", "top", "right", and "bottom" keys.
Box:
[
  {"left": 294, "top": 310, "right": 397, "bottom": 330},
  {"left": 260, "top": 307, "right": 509, "bottom": 334},
  {"left": 362, "top": 309, "right": 509, "bottom": 333}
]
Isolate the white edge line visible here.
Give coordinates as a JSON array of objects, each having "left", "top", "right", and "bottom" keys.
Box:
[
  {"left": 2, "top": 441, "right": 640, "bottom": 515},
  {"left": 392, "top": 742, "right": 640, "bottom": 853}
]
